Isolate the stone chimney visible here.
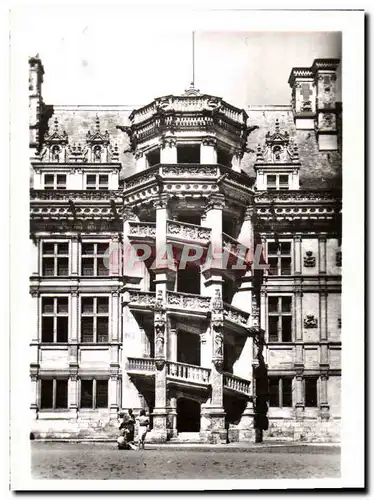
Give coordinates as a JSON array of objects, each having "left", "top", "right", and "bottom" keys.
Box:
[{"left": 29, "top": 55, "right": 44, "bottom": 149}]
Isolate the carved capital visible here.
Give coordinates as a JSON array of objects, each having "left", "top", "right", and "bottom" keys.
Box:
[
  {"left": 30, "top": 287, "right": 39, "bottom": 298},
  {"left": 244, "top": 205, "right": 255, "bottom": 221},
  {"left": 212, "top": 358, "right": 224, "bottom": 371},
  {"left": 202, "top": 137, "right": 217, "bottom": 147},
  {"left": 154, "top": 195, "right": 169, "bottom": 210},
  {"left": 71, "top": 287, "right": 79, "bottom": 297},
  {"left": 205, "top": 195, "right": 226, "bottom": 211}
]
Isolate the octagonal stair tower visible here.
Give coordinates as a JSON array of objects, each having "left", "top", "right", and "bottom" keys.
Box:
[{"left": 119, "top": 84, "right": 263, "bottom": 443}]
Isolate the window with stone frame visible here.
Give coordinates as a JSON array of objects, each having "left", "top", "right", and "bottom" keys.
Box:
[
  {"left": 266, "top": 174, "right": 289, "bottom": 191},
  {"left": 267, "top": 241, "right": 292, "bottom": 276},
  {"left": 42, "top": 241, "right": 69, "bottom": 276},
  {"left": 80, "top": 379, "right": 108, "bottom": 409},
  {"left": 268, "top": 377, "right": 293, "bottom": 407},
  {"left": 40, "top": 378, "right": 68, "bottom": 409},
  {"left": 80, "top": 297, "right": 109, "bottom": 343},
  {"left": 305, "top": 378, "right": 318, "bottom": 407},
  {"left": 41, "top": 297, "right": 69, "bottom": 343},
  {"left": 85, "top": 174, "right": 109, "bottom": 190},
  {"left": 44, "top": 173, "right": 66, "bottom": 190},
  {"left": 268, "top": 296, "right": 292, "bottom": 342},
  {"left": 177, "top": 144, "right": 200, "bottom": 164},
  {"left": 81, "top": 242, "right": 109, "bottom": 276},
  {"left": 147, "top": 148, "right": 160, "bottom": 167}
]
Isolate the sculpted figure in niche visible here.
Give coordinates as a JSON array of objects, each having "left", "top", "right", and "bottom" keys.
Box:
[
  {"left": 52, "top": 145, "right": 60, "bottom": 162},
  {"left": 93, "top": 145, "right": 102, "bottom": 162}
]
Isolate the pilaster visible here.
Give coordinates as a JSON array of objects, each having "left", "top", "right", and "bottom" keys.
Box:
[
  {"left": 200, "top": 137, "right": 217, "bottom": 164},
  {"left": 70, "top": 234, "right": 80, "bottom": 276},
  {"left": 160, "top": 137, "right": 177, "bottom": 164},
  {"left": 318, "top": 235, "right": 327, "bottom": 275}
]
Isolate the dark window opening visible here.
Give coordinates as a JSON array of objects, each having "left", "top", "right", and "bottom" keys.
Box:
[
  {"left": 268, "top": 377, "right": 293, "bottom": 408},
  {"left": 177, "top": 145, "right": 200, "bottom": 164},
  {"left": 149, "top": 269, "right": 156, "bottom": 292},
  {"left": 96, "top": 380, "right": 108, "bottom": 408},
  {"left": 147, "top": 148, "right": 160, "bottom": 167},
  {"left": 217, "top": 148, "right": 232, "bottom": 167},
  {"left": 305, "top": 378, "right": 318, "bottom": 407},
  {"left": 222, "top": 279, "right": 235, "bottom": 304},
  {"left": 177, "top": 331, "right": 200, "bottom": 366},
  {"left": 222, "top": 216, "right": 236, "bottom": 238},
  {"left": 177, "top": 214, "right": 201, "bottom": 226},
  {"left": 268, "top": 378, "right": 279, "bottom": 407},
  {"left": 177, "top": 267, "right": 200, "bottom": 295},
  {"left": 40, "top": 380, "right": 53, "bottom": 409},
  {"left": 81, "top": 380, "right": 93, "bottom": 408}
]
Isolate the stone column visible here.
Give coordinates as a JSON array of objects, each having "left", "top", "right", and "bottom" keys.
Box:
[
  {"left": 30, "top": 236, "right": 39, "bottom": 277},
  {"left": 154, "top": 195, "right": 176, "bottom": 295},
  {"left": 29, "top": 288, "right": 40, "bottom": 421},
  {"left": 318, "top": 235, "right": 327, "bottom": 275},
  {"left": 109, "top": 373, "right": 120, "bottom": 419},
  {"left": 70, "top": 234, "right": 80, "bottom": 276},
  {"left": 111, "top": 291, "right": 120, "bottom": 343},
  {"left": 295, "top": 372, "right": 305, "bottom": 420},
  {"left": 201, "top": 291, "right": 227, "bottom": 444},
  {"left": 135, "top": 151, "right": 147, "bottom": 172},
  {"left": 320, "top": 373, "right": 330, "bottom": 420},
  {"left": 160, "top": 137, "right": 177, "bottom": 164},
  {"left": 200, "top": 137, "right": 217, "bottom": 164},
  {"left": 30, "top": 371, "right": 39, "bottom": 416},
  {"left": 201, "top": 195, "right": 225, "bottom": 298},
  {"left": 232, "top": 205, "right": 254, "bottom": 312},
  {"left": 68, "top": 374, "right": 79, "bottom": 414},
  {"left": 319, "top": 291, "right": 328, "bottom": 342},
  {"left": 69, "top": 289, "right": 79, "bottom": 344},
  {"left": 294, "top": 234, "right": 302, "bottom": 275},
  {"left": 109, "top": 234, "right": 122, "bottom": 277}
]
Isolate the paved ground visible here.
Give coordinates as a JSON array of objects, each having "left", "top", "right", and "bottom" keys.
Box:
[{"left": 31, "top": 442, "right": 340, "bottom": 480}]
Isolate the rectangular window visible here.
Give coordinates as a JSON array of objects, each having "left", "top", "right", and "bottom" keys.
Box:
[
  {"left": 267, "top": 296, "right": 292, "bottom": 342},
  {"left": 40, "top": 379, "right": 68, "bottom": 409},
  {"left": 305, "top": 378, "right": 318, "bottom": 407},
  {"left": 81, "top": 243, "right": 109, "bottom": 276},
  {"left": 85, "top": 174, "right": 109, "bottom": 190},
  {"left": 177, "top": 145, "right": 200, "bottom": 164},
  {"left": 44, "top": 174, "right": 67, "bottom": 190},
  {"left": 147, "top": 148, "right": 160, "bottom": 167},
  {"left": 42, "top": 241, "right": 69, "bottom": 277},
  {"left": 266, "top": 174, "right": 289, "bottom": 191},
  {"left": 80, "top": 297, "right": 109, "bottom": 343},
  {"left": 267, "top": 241, "right": 292, "bottom": 276},
  {"left": 268, "top": 377, "right": 293, "bottom": 408},
  {"left": 41, "top": 297, "right": 69, "bottom": 343},
  {"left": 80, "top": 379, "right": 108, "bottom": 409}
]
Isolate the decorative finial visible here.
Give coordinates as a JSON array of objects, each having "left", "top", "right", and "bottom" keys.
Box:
[
  {"left": 95, "top": 114, "right": 100, "bottom": 132},
  {"left": 275, "top": 118, "right": 280, "bottom": 133},
  {"left": 54, "top": 117, "right": 59, "bottom": 131}
]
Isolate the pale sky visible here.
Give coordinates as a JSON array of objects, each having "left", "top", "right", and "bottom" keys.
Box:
[{"left": 12, "top": 8, "right": 341, "bottom": 109}]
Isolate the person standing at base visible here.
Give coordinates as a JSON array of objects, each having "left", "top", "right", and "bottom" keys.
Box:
[{"left": 136, "top": 409, "right": 150, "bottom": 450}]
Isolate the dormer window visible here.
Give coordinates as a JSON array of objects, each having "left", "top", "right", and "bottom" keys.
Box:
[
  {"left": 266, "top": 174, "right": 289, "bottom": 191},
  {"left": 272, "top": 146, "right": 282, "bottom": 161}
]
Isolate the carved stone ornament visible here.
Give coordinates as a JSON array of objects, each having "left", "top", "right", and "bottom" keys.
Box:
[
  {"left": 338, "top": 317, "right": 342, "bottom": 329},
  {"left": 303, "top": 251, "right": 316, "bottom": 268},
  {"left": 212, "top": 358, "right": 224, "bottom": 371},
  {"left": 212, "top": 321, "right": 224, "bottom": 358},
  {"left": 304, "top": 314, "right": 318, "bottom": 329},
  {"left": 155, "top": 359, "right": 166, "bottom": 371},
  {"left": 154, "top": 319, "right": 166, "bottom": 357},
  {"left": 153, "top": 290, "right": 164, "bottom": 310}
]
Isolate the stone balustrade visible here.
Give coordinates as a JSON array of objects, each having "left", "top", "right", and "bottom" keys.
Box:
[
  {"left": 128, "top": 221, "right": 156, "bottom": 238},
  {"left": 127, "top": 357, "right": 156, "bottom": 373},
  {"left": 223, "top": 303, "right": 250, "bottom": 327},
  {"left": 126, "top": 290, "right": 156, "bottom": 308},
  {"left": 166, "top": 291, "right": 211, "bottom": 312},
  {"left": 223, "top": 373, "right": 251, "bottom": 396},
  {"left": 166, "top": 220, "right": 211, "bottom": 244},
  {"left": 222, "top": 232, "right": 246, "bottom": 257},
  {"left": 167, "top": 361, "right": 211, "bottom": 384},
  {"left": 30, "top": 189, "right": 123, "bottom": 201}
]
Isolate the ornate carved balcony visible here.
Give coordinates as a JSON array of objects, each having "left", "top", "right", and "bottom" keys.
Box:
[
  {"left": 223, "top": 373, "right": 251, "bottom": 397},
  {"left": 166, "top": 220, "right": 211, "bottom": 246},
  {"left": 223, "top": 303, "right": 250, "bottom": 329},
  {"left": 166, "top": 291, "right": 211, "bottom": 315},
  {"left": 127, "top": 357, "right": 156, "bottom": 374},
  {"left": 166, "top": 361, "right": 211, "bottom": 385},
  {"left": 124, "top": 290, "right": 156, "bottom": 310},
  {"left": 128, "top": 221, "right": 156, "bottom": 242}
]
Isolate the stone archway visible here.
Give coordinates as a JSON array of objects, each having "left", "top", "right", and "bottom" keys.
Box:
[{"left": 176, "top": 398, "right": 201, "bottom": 432}]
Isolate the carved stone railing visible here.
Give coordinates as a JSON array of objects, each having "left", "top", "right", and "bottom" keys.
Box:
[
  {"left": 223, "top": 303, "right": 250, "bottom": 327},
  {"left": 124, "top": 168, "right": 159, "bottom": 190},
  {"left": 128, "top": 221, "right": 156, "bottom": 239},
  {"left": 222, "top": 232, "right": 245, "bottom": 257},
  {"left": 30, "top": 189, "right": 123, "bottom": 201},
  {"left": 255, "top": 189, "right": 341, "bottom": 203},
  {"left": 161, "top": 164, "right": 219, "bottom": 178},
  {"left": 167, "top": 361, "right": 211, "bottom": 384},
  {"left": 126, "top": 290, "right": 156, "bottom": 308},
  {"left": 127, "top": 357, "right": 156, "bottom": 373},
  {"left": 166, "top": 291, "right": 211, "bottom": 313},
  {"left": 167, "top": 220, "right": 211, "bottom": 244},
  {"left": 223, "top": 373, "right": 251, "bottom": 396}
]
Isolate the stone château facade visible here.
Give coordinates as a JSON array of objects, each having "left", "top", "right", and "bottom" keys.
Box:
[{"left": 29, "top": 55, "right": 342, "bottom": 442}]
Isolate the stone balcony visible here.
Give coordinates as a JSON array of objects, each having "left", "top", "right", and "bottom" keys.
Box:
[
  {"left": 125, "top": 357, "right": 251, "bottom": 398},
  {"left": 127, "top": 219, "right": 212, "bottom": 247}
]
